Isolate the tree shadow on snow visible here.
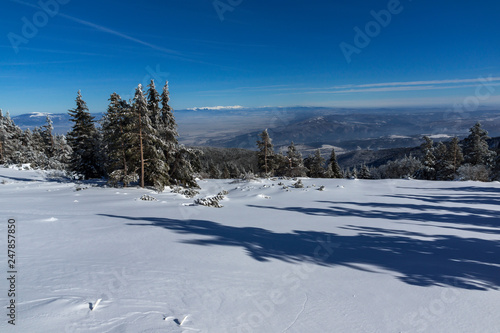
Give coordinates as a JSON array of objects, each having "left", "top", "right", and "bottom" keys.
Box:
[{"left": 99, "top": 213, "right": 500, "bottom": 291}]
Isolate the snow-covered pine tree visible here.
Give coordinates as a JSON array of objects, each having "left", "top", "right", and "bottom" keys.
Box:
[
  {"left": 169, "top": 146, "right": 200, "bottom": 188},
  {"left": 160, "top": 81, "right": 178, "bottom": 169},
  {"left": 415, "top": 136, "right": 436, "bottom": 180},
  {"left": 286, "top": 142, "right": 307, "bottom": 177},
  {"left": 359, "top": 164, "right": 371, "bottom": 179},
  {"left": 41, "top": 115, "right": 55, "bottom": 158},
  {"left": 447, "top": 137, "right": 463, "bottom": 175},
  {"left": 325, "top": 148, "right": 343, "bottom": 178},
  {"left": 434, "top": 142, "right": 452, "bottom": 180},
  {"left": 147, "top": 80, "right": 162, "bottom": 130},
  {"left": 462, "top": 122, "right": 496, "bottom": 167},
  {"left": 492, "top": 143, "right": 500, "bottom": 181},
  {"left": 256, "top": 129, "right": 275, "bottom": 176},
  {"left": 222, "top": 164, "right": 230, "bottom": 179},
  {"left": 132, "top": 84, "right": 171, "bottom": 190},
  {"left": 307, "top": 149, "right": 326, "bottom": 178},
  {"left": 274, "top": 151, "right": 290, "bottom": 177},
  {"left": 67, "top": 91, "right": 102, "bottom": 179},
  {"left": 102, "top": 93, "right": 138, "bottom": 186},
  {"left": 159, "top": 81, "right": 198, "bottom": 187},
  {"left": 0, "top": 110, "right": 23, "bottom": 164}
]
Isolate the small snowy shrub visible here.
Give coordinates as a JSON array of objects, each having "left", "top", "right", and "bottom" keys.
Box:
[
  {"left": 194, "top": 190, "right": 228, "bottom": 208},
  {"left": 293, "top": 179, "right": 304, "bottom": 188},
  {"left": 140, "top": 194, "right": 158, "bottom": 201},
  {"left": 171, "top": 186, "right": 199, "bottom": 198},
  {"left": 458, "top": 164, "right": 490, "bottom": 181}
]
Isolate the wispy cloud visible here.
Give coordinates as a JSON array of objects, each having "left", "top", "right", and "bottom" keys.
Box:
[
  {"left": 187, "top": 105, "right": 244, "bottom": 111},
  {"left": 303, "top": 77, "right": 500, "bottom": 94},
  {"left": 9, "top": 0, "right": 182, "bottom": 56}
]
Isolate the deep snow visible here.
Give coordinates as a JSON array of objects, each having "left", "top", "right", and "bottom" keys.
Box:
[{"left": 0, "top": 166, "right": 499, "bottom": 332}]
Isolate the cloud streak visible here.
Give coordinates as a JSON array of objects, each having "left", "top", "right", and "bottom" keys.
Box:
[{"left": 303, "top": 77, "right": 500, "bottom": 95}]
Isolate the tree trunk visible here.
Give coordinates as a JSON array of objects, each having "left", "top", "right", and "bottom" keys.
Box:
[
  {"left": 119, "top": 123, "right": 128, "bottom": 187},
  {"left": 139, "top": 112, "right": 145, "bottom": 188},
  {"left": 264, "top": 143, "right": 268, "bottom": 174}
]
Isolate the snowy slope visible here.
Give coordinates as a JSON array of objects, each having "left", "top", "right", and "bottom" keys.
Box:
[{"left": 0, "top": 166, "right": 499, "bottom": 332}]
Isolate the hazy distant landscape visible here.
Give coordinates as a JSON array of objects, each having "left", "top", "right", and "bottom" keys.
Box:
[{"left": 13, "top": 107, "right": 500, "bottom": 153}]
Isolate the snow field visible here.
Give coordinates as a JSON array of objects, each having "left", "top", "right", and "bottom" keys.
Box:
[{"left": 0, "top": 167, "right": 499, "bottom": 332}]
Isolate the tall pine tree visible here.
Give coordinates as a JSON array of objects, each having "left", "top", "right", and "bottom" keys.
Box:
[
  {"left": 326, "top": 148, "right": 343, "bottom": 178},
  {"left": 256, "top": 129, "right": 275, "bottom": 175},
  {"left": 286, "top": 142, "right": 307, "bottom": 177},
  {"left": 462, "top": 122, "right": 496, "bottom": 167},
  {"left": 67, "top": 91, "right": 102, "bottom": 179}
]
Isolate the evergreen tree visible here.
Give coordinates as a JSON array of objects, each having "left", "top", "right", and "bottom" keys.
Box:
[
  {"left": 274, "top": 152, "right": 290, "bottom": 177},
  {"left": 415, "top": 136, "right": 436, "bottom": 180},
  {"left": 462, "top": 122, "right": 496, "bottom": 167},
  {"left": 434, "top": 142, "right": 451, "bottom": 180},
  {"left": 132, "top": 84, "right": 170, "bottom": 190},
  {"left": 256, "top": 129, "right": 275, "bottom": 175},
  {"left": 160, "top": 81, "right": 178, "bottom": 171},
  {"left": 41, "top": 115, "right": 55, "bottom": 157},
  {"left": 102, "top": 93, "right": 137, "bottom": 186},
  {"left": 359, "top": 164, "right": 371, "bottom": 179},
  {"left": 169, "top": 146, "right": 200, "bottom": 187},
  {"left": 447, "top": 137, "right": 464, "bottom": 175},
  {"left": 307, "top": 149, "right": 326, "bottom": 178},
  {"left": 325, "top": 148, "right": 343, "bottom": 178},
  {"left": 286, "top": 142, "right": 307, "bottom": 177},
  {"left": 67, "top": 91, "right": 102, "bottom": 178},
  {"left": 147, "top": 79, "right": 161, "bottom": 129},
  {"left": 0, "top": 111, "right": 23, "bottom": 164},
  {"left": 222, "top": 164, "right": 231, "bottom": 179}
]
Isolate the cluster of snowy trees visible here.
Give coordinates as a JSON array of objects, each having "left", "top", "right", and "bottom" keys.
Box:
[
  {"left": 371, "top": 122, "right": 499, "bottom": 181},
  {"left": 0, "top": 80, "right": 199, "bottom": 190},
  {"left": 0, "top": 111, "right": 71, "bottom": 170},
  {"left": 2, "top": 94, "right": 500, "bottom": 183},
  {"left": 68, "top": 81, "right": 199, "bottom": 190},
  {"left": 254, "top": 123, "right": 500, "bottom": 182},
  {"left": 256, "top": 129, "right": 344, "bottom": 179}
]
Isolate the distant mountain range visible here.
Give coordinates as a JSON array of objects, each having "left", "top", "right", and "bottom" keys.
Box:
[{"left": 11, "top": 107, "right": 500, "bottom": 157}]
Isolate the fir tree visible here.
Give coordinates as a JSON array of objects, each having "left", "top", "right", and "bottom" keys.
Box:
[
  {"left": 286, "top": 142, "right": 307, "bottom": 177},
  {"left": 0, "top": 111, "right": 23, "bottom": 164},
  {"left": 415, "top": 136, "right": 436, "bottom": 180},
  {"left": 160, "top": 81, "right": 178, "bottom": 170},
  {"left": 326, "top": 148, "right": 343, "bottom": 178},
  {"left": 256, "top": 129, "right": 275, "bottom": 176},
  {"left": 41, "top": 115, "right": 55, "bottom": 157},
  {"left": 434, "top": 142, "right": 451, "bottom": 180},
  {"left": 132, "top": 84, "right": 170, "bottom": 190},
  {"left": 102, "top": 93, "right": 137, "bottom": 186},
  {"left": 170, "top": 146, "right": 200, "bottom": 187},
  {"left": 67, "top": 91, "right": 102, "bottom": 178},
  {"left": 447, "top": 137, "right": 464, "bottom": 175},
  {"left": 462, "top": 122, "right": 496, "bottom": 167},
  {"left": 147, "top": 79, "right": 161, "bottom": 129},
  {"left": 222, "top": 164, "right": 231, "bottom": 179},
  {"left": 307, "top": 149, "right": 326, "bottom": 178},
  {"left": 359, "top": 164, "right": 371, "bottom": 179}
]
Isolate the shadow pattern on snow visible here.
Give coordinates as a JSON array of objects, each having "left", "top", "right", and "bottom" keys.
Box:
[{"left": 100, "top": 213, "right": 500, "bottom": 291}]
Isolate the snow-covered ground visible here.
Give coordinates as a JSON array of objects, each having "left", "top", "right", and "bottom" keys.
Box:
[{"left": 1, "top": 166, "right": 499, "bottom": 332}]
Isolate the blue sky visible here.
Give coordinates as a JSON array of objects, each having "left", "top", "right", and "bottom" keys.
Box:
[{"left": 1, "top": 0, "right": 500, "bottom": 115}]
